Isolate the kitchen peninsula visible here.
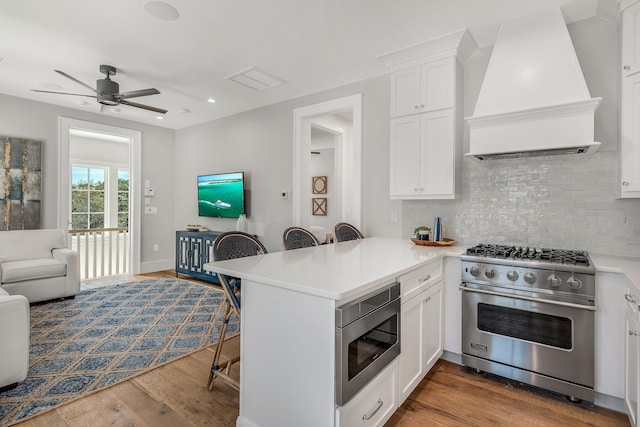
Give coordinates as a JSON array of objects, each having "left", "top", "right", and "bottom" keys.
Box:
[{"left": 204, "top": 237, "right": 462, "bottom": 427}]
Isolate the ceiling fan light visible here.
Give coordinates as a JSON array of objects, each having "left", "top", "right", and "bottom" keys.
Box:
[{"left": 145, "top": 1, "right": 179, "bottom": 21}]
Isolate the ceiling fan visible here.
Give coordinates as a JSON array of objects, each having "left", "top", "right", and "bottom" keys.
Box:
[{"left": 32, "top": 64, "right": 167, "bottom": 114}]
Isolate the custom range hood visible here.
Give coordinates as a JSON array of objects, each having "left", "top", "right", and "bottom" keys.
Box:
[{"left": 466, "top": 9, "right": 602, "bottom": 160}]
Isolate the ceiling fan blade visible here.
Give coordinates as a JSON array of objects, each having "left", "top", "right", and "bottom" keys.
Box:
[
  {"left": 31, "top": 89, "right": 96, "bottom": 98},
  {"left": 117, "top": 88, "right": 160, "bottom": 99},
  {"left": 54, "top": 70, "right": 97, "bottom": 93},
  {"left": 120, "top": 99, "right": 167, "bottom": 114}
]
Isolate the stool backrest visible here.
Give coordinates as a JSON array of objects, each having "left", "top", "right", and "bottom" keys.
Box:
[
  {"left": 282, "top": 227, "right": 320, "bottom": 250},
  {"left": 334, "top": 222, "right": 364, "bottom": 242},
  {"left": 213, "top": 231, "right": 268, "bottom": 310}
]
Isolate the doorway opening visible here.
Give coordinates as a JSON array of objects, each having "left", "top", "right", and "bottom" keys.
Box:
[
  {"left": 293, "top": 94, "right": 362, "bottom": 242},
  {"left": 58, "top": 118, "right": 141, "bottom": 279}
]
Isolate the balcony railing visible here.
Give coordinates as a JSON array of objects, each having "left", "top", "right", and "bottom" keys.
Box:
[{"left": 68, "top": 227, "right": 129, "bottom": 280}]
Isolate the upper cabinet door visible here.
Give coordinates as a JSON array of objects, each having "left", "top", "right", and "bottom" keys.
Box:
[
  {"left": 390, "top": 66, "right": 423, "bottom": 117},
  {"left": 623, "top": 1, "right": 640, "bottom": 78},
  {"left": 621, "top": 73, "right": 640, "bottom": 196},
  {"left": 422, "top": 57, "right": 454, "bottom": 112},
  {"left": 390, "top": 57, "right": 455, "bottom": 118}
]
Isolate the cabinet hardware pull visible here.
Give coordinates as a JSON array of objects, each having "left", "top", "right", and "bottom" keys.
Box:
[
  {"left": 419, "top": 275, "right": 432, "bottom": 283},
  {"left": 362, "top": 398, "right": 383, "bottom": 420},
  {"left": 414, "top": 105, "right": 419, "bottom": 109},
  {"left": 420, "top": 104, "right": 425, "bottom": 108},
  {"left": 630, "top": 330, "right": 639, "bottom": 337},
  {"left": 424, "top": 296, "right": 431, "bottom": 303},
  {"left": 622, "top": 181, "right": 630, "bottom": 186},
  {"left": 624, "top": 65, "right": 631, "bottom": 70},
  {"left": 625, "top": 294, "right": 638, "bottom": 303}
]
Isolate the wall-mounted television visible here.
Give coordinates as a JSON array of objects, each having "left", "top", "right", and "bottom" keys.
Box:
[{"left": 197, "top": 172, "right": 246, "bottom": 218}]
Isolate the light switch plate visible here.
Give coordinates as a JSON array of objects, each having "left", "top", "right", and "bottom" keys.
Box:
[{"left": 144, "top": 188, "right": 155, "bottom": 196}]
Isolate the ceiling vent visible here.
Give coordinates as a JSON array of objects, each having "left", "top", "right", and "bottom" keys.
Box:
[{"left": 225, "top": 66, "right": 287, "bottom": 91}]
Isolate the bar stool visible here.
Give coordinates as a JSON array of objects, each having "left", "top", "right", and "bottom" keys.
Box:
[{"left": 207, "top": 231, "right": 268, "bottom": 390}]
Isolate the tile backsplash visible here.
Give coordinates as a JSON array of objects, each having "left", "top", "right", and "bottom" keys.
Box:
[{"left": 402, "top": 151, "right": 640, "bottom": 257}]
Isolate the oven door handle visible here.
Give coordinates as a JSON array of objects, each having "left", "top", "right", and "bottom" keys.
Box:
[{"left": 459, "top": 284, "right": 596, "bottom": 311}]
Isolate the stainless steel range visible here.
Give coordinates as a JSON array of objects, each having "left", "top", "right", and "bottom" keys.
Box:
[{"left": 460, "top": 243, "right": 596, "bottom": 402}]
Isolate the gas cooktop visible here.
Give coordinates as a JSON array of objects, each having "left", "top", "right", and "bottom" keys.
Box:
[
  {"left": 465, "top": 243, "right": 591, "bottom": 267},
  {"left": 462, "top": 243, "right": 596, "bottom": 275}
]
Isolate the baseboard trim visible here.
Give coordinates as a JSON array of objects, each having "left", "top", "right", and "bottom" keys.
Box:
[{"left": 140, "top": 258, "right": 174, "bottom": 274}]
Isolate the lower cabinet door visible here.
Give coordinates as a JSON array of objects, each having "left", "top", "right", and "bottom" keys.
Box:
[
  {"left": 336, "top": 359, "right": 398, "bottom": 427},
  {"left": 423, "top": 282, "right": 444, "bottom": 372},
  {"left": 399, "top": 290, "right": 425, "bottom": 402}
]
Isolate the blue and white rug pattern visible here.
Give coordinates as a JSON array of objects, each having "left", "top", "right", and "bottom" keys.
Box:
[{"left": 0, "top": 277, "right": 237, "bottom": 426}]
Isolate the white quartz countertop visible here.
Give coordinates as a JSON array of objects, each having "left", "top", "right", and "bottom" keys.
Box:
[
  {"left": 591, "top": 253, "right": 640, "bottom": 290},
  {"left": 204, "top": 237, "right": 464, "bottom": 301}
]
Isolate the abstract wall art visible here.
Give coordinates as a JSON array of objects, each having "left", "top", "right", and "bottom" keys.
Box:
[{"left": 0, "top": 136, "right": 42, "bottom": 230}]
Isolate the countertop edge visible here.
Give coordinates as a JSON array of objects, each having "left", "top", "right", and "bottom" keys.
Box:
[{"left": 591, "top": 253, "right": 640, "bottom": 290}]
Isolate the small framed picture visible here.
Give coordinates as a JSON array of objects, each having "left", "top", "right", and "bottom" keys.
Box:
[
  {"left": 312, "top": 176, "right": 327, "bottom": 194},
  {"left": 312, "top": 198, "right": 327, "bottom": 216}
]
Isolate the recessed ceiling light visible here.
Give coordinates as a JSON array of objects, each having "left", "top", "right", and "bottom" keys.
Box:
[
  {"left": 207, "top": 98, "right": 216, "bottom": 103},
  {"left": 144, "top": 1, "right": 179, "bottom": 21},
  {"left": 156, "top": 116, "right": 164, "bottom": 120},
  {"left": 39, "top": 82, "right": 63, "bottom": 91}
]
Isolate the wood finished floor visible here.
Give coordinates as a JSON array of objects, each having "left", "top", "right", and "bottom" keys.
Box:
[{"left": 13, "top": 271, "right": 630, "bottom": 427}]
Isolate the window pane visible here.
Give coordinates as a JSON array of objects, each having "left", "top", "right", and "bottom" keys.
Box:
[
  {"left": 89, "top": 191, "right": 104, "bottom": 212},
  {"left": 118, "top": 170, "right": 129, "bottom": 191},
  {"left": 118, "top": 191, "right": 129, "bottom": 212},
  {"left": 118, "top": 213, "right": 128, "bottom": 228},
  {"left": 72, "top": 167, "right": 89, "bottom": 189},
  {"left": 72, "top": 191, "right": 88, "bottom": 213},
  {"left": 72, "top": 214, "right": 88, "bottom": 229},
  {"left": 89, "top": 168, "right": 105, "bottom": 190},
  {"left": 89, "top": 214, "right": 104, "bottom": 229}
]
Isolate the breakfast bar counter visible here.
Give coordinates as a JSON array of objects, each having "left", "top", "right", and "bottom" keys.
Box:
[
  {"left": 204, "top": 237, "right": 461, "bottom": 301},
  {"left": 203, "top": 237, "right": 461, "bottom": 427}
]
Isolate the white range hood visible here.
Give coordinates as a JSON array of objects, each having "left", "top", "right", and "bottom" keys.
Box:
[{"left": 466, "top": 9, "right": 602, "bottom": 160}]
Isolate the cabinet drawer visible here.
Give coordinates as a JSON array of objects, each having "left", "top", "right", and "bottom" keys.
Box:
[
  {"left": 399, "top": 260, "right": 442, "bottom": 301},
  {"left": 336, "top": 359, "right": 398, "bottom": 427}
]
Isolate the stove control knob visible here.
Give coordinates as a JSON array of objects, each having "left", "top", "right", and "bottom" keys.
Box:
[
  {"left": 484, "top": 268, "right": 496, "bottom": 279},
  {"left": 567, "top": 277, "right": 583, "bottom": 290},
  {"left": 506, "top": 271, "right": 519, "bottom": 282},
  {"left": 469, "top": 266, "right": 480, "bottom": 277},
  {"left": 548, "top": 274, "right": 562, "bottom": 288},
  {"left": 524, "top": 272, "right": 537, "bottom": 284}
]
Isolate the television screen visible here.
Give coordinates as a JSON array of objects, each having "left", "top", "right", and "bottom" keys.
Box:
[{"left": 197, "top": 172, "right": 246, "bottom": 218}]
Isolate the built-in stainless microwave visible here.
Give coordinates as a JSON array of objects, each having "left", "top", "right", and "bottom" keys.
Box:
[{"left": 335, "top": 282, "right": 401, "bottom": 405}]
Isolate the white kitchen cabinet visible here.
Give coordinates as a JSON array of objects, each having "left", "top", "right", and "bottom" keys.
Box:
[
  {"left": 379, "top": 29, "right": 475, "bottom": 201},
  {"left": 390, "top": 109, "right": 455, "bottom": 199},
  {"left": 389, "top": 57, "right": 454, "bottom": 118},
  {"left": 336, "top": 359, "right": 398, "bottom": 427},
  {"left": 625, "top": 284, "right": 640, "bottom": 426},
  {"left": 621, "top": 0, "right": 640, "bottom": 198},
  {"left": 398, "top": 261, "right": 444, "bottom": 403}
]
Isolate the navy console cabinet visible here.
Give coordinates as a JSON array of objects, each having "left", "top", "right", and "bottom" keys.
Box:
[{"left": 175, "top": 230, "right": 222, "bottom": 283}]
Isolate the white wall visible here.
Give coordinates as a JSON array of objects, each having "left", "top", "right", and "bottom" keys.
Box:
[{"left": 0, "top": 94, "right": 176, "bottom": 272}]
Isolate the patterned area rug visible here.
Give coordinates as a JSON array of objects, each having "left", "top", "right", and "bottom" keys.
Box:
[{"left": 0, "top": 277, "right": 237, "bottom": 426}]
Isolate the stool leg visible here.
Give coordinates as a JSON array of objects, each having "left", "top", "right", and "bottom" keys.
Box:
[{"left": 208, "top": 302, "right": 231, "bottom": 390}]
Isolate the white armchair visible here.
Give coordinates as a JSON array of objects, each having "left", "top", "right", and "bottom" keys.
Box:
[
  {"left": 0, "top": 288, "right": 29, "bottom": 390},
  {"left": 0, "top": 229, "right": 80, "bottom": 303}
]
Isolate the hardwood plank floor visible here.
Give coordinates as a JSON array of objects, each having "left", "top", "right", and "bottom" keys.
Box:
[{"left": 13, "top": 271, "right": 630, "bottom": 427}]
